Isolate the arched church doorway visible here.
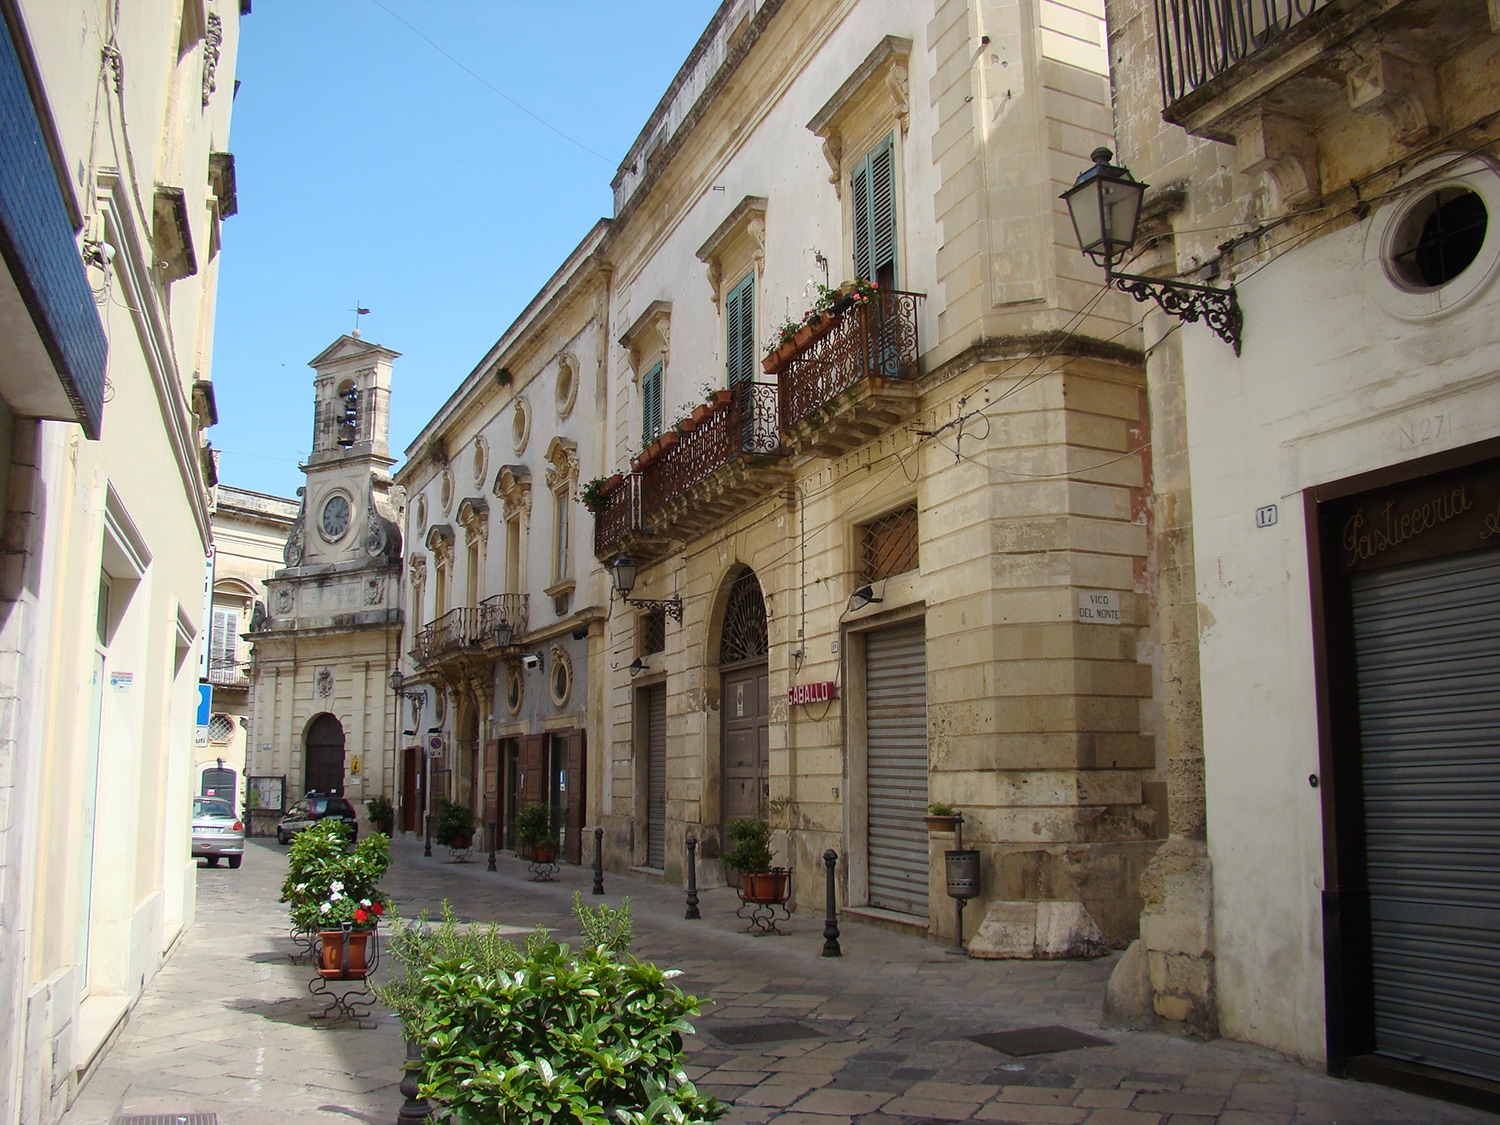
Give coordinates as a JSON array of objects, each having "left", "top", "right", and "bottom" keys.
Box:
[
  {"left": 719, "top": 567, "right": 769, "bottom": 827},
  {"left": 305, "top": 713, "right": 346, "bottom": 795}
]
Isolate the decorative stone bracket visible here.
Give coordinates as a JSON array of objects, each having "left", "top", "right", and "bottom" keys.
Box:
[
  {"left": 806, "top": 36, "right": 912, "bottom": 198},
  {"left": 1343, "top": 47, "right": 1440, "bottom": 147}
]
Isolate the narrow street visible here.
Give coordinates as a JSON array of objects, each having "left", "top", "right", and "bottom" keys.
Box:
[{"left": 61, "top": 839, "right": 1497, "bottom": 1125}]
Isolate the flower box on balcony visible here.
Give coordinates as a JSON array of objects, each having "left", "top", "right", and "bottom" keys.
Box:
[{"left": 763, "top": 311, "right": 842, "bottom": 375}]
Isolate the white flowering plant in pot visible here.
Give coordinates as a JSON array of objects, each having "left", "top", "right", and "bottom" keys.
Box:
[{"left": 281, "top": 820, "right": 391, "bottom": 934}]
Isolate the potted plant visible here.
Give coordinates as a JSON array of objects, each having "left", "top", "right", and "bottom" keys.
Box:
[
  {"left": 924, "top": 802, "right": 962, "bottom": 833},
  {"left": 723, "top": 817, "right": 787, "bottom": 903},
  {"left": 434, "top": 798, "right": 476, "bottom": 850},
  {"left": 366, "top": 795, "right": 394, "bottom": 836},
  {"left": 284, "top": 823, "right": 391, "bottom": 979},
  {"left": 579, "top": 475, "right": 611, "bottom": 514},
  {"left": 516, "top": 801, "right": 555, "bottom": 862}
]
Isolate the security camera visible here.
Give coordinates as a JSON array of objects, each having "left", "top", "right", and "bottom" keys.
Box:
[{"left": 520, "top": 653, "right": 542, "bottom": 671}]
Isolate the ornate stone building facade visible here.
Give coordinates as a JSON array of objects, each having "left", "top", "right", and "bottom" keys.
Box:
[
  {"left": 395, "top": 228, "right": 608, "bottom": 862},
  {"left": 246, "top": 336, "right": 404, "bottom": 834},
  {"left": 1103, "top": 0, "right": 1500, "bottom": 1107}
]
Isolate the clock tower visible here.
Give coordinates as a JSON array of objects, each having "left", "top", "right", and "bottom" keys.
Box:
[{"left": 245, "top": 332, "right": 406, "bottom": 830}]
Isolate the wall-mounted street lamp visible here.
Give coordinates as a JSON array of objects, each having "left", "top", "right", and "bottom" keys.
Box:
[
  {"left": 611, "top": 555, "right": 682, "bottom": 621},
  {"left": 492, "top": 618, "right": 514, "bottom": 648},
  {"left": 1062, "top": 147, "right": 1242, "bottom": 355},
  {"left": 628, "top": 657, "right": 650, "bottom": 678},
  {"left": 848, "top": 584, "right": 883, "bottom": 612}
]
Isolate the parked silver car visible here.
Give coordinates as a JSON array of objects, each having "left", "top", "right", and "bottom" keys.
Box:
[{"left": 192, "top": 796, "right": 244, "bottom": 868}]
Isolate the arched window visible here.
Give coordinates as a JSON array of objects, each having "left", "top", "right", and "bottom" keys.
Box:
[{"left": 718, "top": 568, "right": 768, "bottom": 666}]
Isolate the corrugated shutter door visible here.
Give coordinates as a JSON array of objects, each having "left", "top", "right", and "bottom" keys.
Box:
[
  {"left": 1352, "top": 548, "right": 1500, "bottom": 1083},
  {"left": 646, "top": 684, "right": 667, "bottom": 869},
  {"left": 866, "top": 619, "right": 928, "bottom": 916}
]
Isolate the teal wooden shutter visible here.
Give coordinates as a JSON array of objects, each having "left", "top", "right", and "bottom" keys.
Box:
[
  {"left": 641, "top": 361, "right": 662, "bottom": 444},
  {"left": 725, "top": 273, "right": 755, "bottom": 387},
  {"left": 851, "top": 134, "right": 897, "bottom": 286}
]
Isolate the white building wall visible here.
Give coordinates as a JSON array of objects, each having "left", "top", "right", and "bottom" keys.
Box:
[{"left": 1190, "top": 184, "right": 1500, "bottom": 1059}]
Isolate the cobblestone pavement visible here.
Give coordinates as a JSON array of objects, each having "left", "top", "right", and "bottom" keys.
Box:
[{"left": 62, "top": 837, "right": 1495, "bottom": 1125}]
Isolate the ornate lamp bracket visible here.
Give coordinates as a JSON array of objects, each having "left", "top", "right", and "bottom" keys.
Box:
[{"left": 1107, "top": 268, "right": 1243, "bottom": 356}]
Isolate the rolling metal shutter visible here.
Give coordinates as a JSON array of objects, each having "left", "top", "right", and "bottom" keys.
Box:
[
  {"left": 1352, "top": 548, "right": 1500, "bottom": 1083},
  {"left": 866, "top": 619, "right": 928, "bottom": 916},
  {"left": 646, "top": 684, "right": 667, "bottom": 870}
]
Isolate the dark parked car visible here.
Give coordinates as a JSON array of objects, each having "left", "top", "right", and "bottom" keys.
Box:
[{"left": 276, "top": 791, "right": 359, "bottom": 844}]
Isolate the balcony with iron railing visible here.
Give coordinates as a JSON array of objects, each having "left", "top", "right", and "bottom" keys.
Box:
[
  {"left": 1153, "top": 1, "right": 1482, "bottom": 159},
  {"left": 411, "top": 594, "right": 530, "bottom": 670},
  {"left": 778, "top": 288, "right": 922, "bottom": 457},
  {"left": 207, "top": 658, "right": 251, "bottom": 690},
  {"left": 593, "top": 381, "right": 789, "bottom": 564}
]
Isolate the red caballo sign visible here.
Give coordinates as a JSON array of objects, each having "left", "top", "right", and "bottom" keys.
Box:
[{"left": 787, "top": 681, "right": 837, "bottom": 706}]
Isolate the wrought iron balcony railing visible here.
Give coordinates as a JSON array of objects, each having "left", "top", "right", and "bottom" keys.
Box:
[
  {"left": 778, "top": 289, "right": 922, "bottom": 436},
  {"left": 411, "top": 606, "right": 483, "bottom": 664},
  {"left": 479, "top": 592, "right": 528, "bottom": 643},
  {"left": 207, "top": 658, "right": 250, "bottom": 688},
  {"left": 1155, "top": 0, "right": 1331, "bottom": 107},
  {"left": 594, "top": 381, "right": 785, "bottom": 560}
]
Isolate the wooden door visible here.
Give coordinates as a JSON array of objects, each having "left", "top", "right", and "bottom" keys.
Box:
[
  {"left": 565, "top": 728, "right": 586, "bottom": 865},
  {"left": 721, "top": 663, "right": 769, "bottom": 823},
  {"left": 402, "top": 745, "right": 421, "bottom": 832}
]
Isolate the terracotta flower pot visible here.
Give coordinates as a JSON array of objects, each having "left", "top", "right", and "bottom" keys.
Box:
[
  {"left": 657, "top": 431, "right": 679, "bottom": 453},
  {"left": 691, "top": 403, "right": 713, "bottom": 425},
  {"left": 600, "top": 473, "right": 624, "bottom": 496},
  {"left": 923, "top": 815, "right": 961, "bottom": 834},
  {"left": 714, "top": 389, "right": 734, "bottom": 407},
  {"left": 738, "top": 870, "right": 789, "bottom": 904},
  {"left": 318, "top": 929, "right": 373, "bottom": 979},
  {"left": 528, "top": 841, "right": 558, "bottom": 863}
]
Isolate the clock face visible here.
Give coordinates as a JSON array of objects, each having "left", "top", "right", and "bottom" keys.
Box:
[{"left": 320, "top": 493, "right": 352, "bottom": 541}]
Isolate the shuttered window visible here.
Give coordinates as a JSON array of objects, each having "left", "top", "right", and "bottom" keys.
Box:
[
  {"left": 725, "top": 273, "right": 755, "bottom": 388},
  {"left": 851, "top": 134, "right": 897, "bottom": 287},
  {"left": 210, "top": 607, "right": 238, "bottom": 673},
  {"left": 641, "top": 361, "right": 663, "bottom": 446}
]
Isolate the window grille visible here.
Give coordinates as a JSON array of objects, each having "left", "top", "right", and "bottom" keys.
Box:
[
  {"left": 860, "top": 503, "right": 919, "bottom": 583},
  {"left": 640, "top": 609, "right": 666, "bottom": 656},
  {"left": 207, "top": 714, "right": 236, "bottom": 743},
  {"left": 718, "top": 568, "right": 768, "bottom": 665}
]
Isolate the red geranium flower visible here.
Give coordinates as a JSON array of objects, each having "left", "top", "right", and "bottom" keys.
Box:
[
  {"left": 371, "top": 902, "right": 384, "bottom": 916},
  {"left": 353, "top": 908, "right": 369, "bottom": 923}
]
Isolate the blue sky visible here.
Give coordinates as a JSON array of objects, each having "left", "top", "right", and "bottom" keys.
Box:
[{"left": 211, "top": 1, "right": 721, "bottom": 498}]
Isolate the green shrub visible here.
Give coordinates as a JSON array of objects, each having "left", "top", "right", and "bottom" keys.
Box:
[
  {"left": 376, "top": 902, "right": 525, "bottom": 1042},
  {"left": 927, "top": 802, "right": 958, "bottom": 817},
  {"left": 415, "top": 936, "right": 723, "bottom": 1125},
  {"left": 282, "top": 823, "right": 390, "bottom": 934},
  {"left": 721, "top": 818, "right": 773, "bottom": 874},
  {"left": 572, "top": 891, "right": 632, "bottom": 953},
  {"left": 366, "top": 795, "right": 394, "bottom": 825},
  {"left": 434, "top": 798, "right": 476, "bottom": 847},
  {"left": 515, "top": 802, "right": 551, "bottom": 847}
]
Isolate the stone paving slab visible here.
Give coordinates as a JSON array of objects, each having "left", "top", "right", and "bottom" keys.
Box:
[{"left": 58, "top": 836, "right": 1500, "bottom": 1125}]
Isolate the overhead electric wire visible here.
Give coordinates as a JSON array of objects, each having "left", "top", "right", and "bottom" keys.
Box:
[{"left": 366, "top": 0, "right": 616, "bottom": 164}]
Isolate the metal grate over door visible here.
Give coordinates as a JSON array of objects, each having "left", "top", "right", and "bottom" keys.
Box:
[
  {"left": 865, "top": 619, "right": 928, "bottom": 916},
  {"left": 646, "top": 684, "right": 667, "bottom": 870},
  {"left": 1352, "top": 548, "right": 1500, "bottom": 1083}
]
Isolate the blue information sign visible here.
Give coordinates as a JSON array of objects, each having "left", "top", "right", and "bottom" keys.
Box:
[{"left": 196, "top": 682, "right": 213, "bottom": 727}]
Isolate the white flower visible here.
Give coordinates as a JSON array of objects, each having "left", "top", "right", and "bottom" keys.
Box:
[
  {"left": 360, "top": 899, "right": 371, "bottom": 908},
  {"left": 295, "top": 882, "right": 307, "bottom": 892},
  {"left": 330, "top": 881, "right": 344, "bottom": 893},
  {"left": 330, "top": 892, "right": 342, "bottom": 902},
  {"left": 319, "top": 902, "right": 332, "bottom": 914}
]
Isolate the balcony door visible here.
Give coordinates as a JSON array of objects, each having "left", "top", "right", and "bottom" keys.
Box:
[{"left": 718, "top": 567, "right": 770, "bottom": 827}]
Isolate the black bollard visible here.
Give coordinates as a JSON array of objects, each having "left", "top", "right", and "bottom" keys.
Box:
[
  {"left": 821, "top": 849, "right": 841, "bottom": 957},
  {"left": 487, "top": 820, "right": 497, "bottom": 871},
  {"left": 592, "top": 826, "right": 605, "bottom": 895},
  {"left": 685, "top": 834, "right": 701, "bottom": 920},
  {"left": 396, "top": 1038, "right": 431, "bottom": 1125}
]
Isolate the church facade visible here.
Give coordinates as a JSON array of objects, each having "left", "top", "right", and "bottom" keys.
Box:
[{"left": 246, "top": 335, "right": 404, "bottom": 834}]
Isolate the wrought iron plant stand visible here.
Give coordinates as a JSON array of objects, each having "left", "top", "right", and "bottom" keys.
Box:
[
  {"left": 736, "top": 867, "right": 793, "bottom": 935},
  {"left": 308, "top": 922, "right": 380, "bottom": 1028}
]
